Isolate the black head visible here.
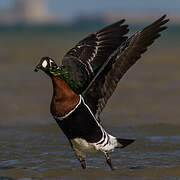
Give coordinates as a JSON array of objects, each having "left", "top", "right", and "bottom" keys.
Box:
[{"left": 34, "top": 57, "right": 59, "bottom": 73}]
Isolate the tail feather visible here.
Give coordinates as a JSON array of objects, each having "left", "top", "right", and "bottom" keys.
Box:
[{"left": 117, "top": 138, "right": 135, "bottom": 148}]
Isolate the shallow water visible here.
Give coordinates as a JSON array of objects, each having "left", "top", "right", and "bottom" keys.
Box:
[
  {"left": 0, "top": 124, "right": 180, "bottom": 179},
  {"left": 0, "top": 25, "right": 180, "bottom": 179}
]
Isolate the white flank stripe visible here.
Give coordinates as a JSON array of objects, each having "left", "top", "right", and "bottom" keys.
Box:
[
  {"left": 81, "top": 96, "right": 106, "bottom": 142},
  {"left": 57, "top": 95, "right": 81, "bottom": 120},
  {"left": 82, "top": 97, "right": 118, "bottom": 150},
  {"left": 81, "top": 96, "right": 98, "bottom": 121}
]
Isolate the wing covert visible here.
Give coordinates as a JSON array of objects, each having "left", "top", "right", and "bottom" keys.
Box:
[
  {"left": 62, "top": 20, "right": 129, "bottom": 93},
  {"left": 83, "top": 15, "right": 169, "bottom": 121}
]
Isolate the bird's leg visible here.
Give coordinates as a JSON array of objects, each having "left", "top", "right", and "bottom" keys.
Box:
[
  {"left": 78, "top": 157, "right": 86, "bottom": 169},
  {"left": 104, "top": 151, "right": 114, "bottom": 170},
  {"left": 74, "top": 149, "right": 86, "bottom": 169}
]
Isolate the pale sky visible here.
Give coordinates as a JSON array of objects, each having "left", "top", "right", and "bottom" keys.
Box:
[{"left": 0, "top": 0, "right": 179, "bottom": 19}]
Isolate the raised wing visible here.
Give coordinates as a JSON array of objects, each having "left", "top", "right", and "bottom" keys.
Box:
[
  {"left": 83, "top": 15, "right": 169, "bottom": 121},
  {"left": 62, "top": 20, "right": 129, "bottom": 93}
]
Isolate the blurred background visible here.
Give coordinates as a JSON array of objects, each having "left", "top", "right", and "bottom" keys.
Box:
[
  {"left": 0, "top": 1, "right": 180, "bottom": 179},
  {"left": 0, "top": 0, "right": 179, "bottom": 126}
]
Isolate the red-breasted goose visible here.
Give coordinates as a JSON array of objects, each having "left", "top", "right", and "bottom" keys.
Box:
[{"left": 35, "top": 15, "right": 169, "bottom": 170}]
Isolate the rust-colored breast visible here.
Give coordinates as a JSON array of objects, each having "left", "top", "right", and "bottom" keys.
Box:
[{"left": 50, "top": 76, "right": 80, "bottom": 117}]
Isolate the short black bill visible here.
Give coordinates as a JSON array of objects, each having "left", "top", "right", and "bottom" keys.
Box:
[
  {"left": 34, "top": 64, "right": 42, "bottom": 72},
  {"left": 34, "top": 68, "right": 39, "bottom": 72}
]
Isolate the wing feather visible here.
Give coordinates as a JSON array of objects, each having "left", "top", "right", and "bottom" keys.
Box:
[
  {"left": 83, "top": 15, "right": 169, "bottom": 121},
  {"left": 62, "top": 20, "right": 129, "bottom": 93}
]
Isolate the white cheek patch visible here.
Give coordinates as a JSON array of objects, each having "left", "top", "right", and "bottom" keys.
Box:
[
  {"left": 42, "top": 60, "right": 48, "bottom": 68},
  {"left": 49, "top": 59, "right": 53, "bottom": 66}
]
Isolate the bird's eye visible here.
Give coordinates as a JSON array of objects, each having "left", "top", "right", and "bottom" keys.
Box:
[{"left": 42, "top": 60, "right": 48, "bottom": 68}]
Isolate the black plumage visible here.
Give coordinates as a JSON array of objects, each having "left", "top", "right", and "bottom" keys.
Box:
[
  {"left": 54, "top": 97, "right": 103, "bottom": 143},
  {"left": 62, "top": 15, "right": 169, "bottom": 121},
  {"left": 82, "top": 15, "right": 169, "bottom": 120},
  {"left": 62, "top": 19, "right": 129, "bottom": 92}
]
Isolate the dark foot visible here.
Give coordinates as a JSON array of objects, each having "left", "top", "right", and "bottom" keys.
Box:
[
  {"left": 73, "top": 148, "right": 86, "bottom": 170},
  {"left": 80, "top": 159, "right": 86, "bottom": 169},
  {"left": 104, "top": 152, "right": 115, "bottom": 170}
]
